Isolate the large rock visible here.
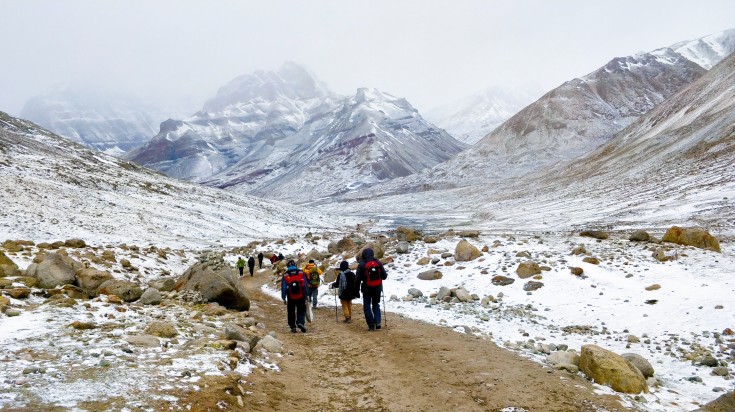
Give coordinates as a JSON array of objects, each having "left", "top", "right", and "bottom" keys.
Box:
[
  {"left": 139, "top": 288, "right": 162, "bottom": 305},
  {"left": 75, "top": 268, "right": 113, "bottom": 296},
  {"left": 253, "top": 335, "right": 284, "bottom": 354},
  {"left": 621, "top": 353, "right": 655, "bottom": 378},
  {"left": 395, "top": 226, "right": 420, "bottom": 242},
  {"left": 64, "top": 239, "right": 86, "bottom": 248},
  {"left": 396, "top": 241, "right": 410, "bottom": 254},
  {"left": 174, "top": 257, "right": 250, "bottom": 311},
  {"left": 98, "top": 279, "right": 143, "bottom": 302},
  {"left": 628, "top": 230, "right": 650, "bottom": 242},
  {"left": 453, "top": 287, "right": 472, "bottom": 302},
  {"left": 547, "top": 350, "right": 580, "bottom": 366},
  {"left": 417, "top": 269, "right": 443, "bottom": 280},
  {"left": 516, "top": 261, "right": 541, "bottom": 279},
  {"left": 579, "top": 230, "right": 609, "bottom": 240},
  {"left": 692, "top": 391, "right": 735, "bottom": 412},
  {"left": 148, "top": 277, "right": 176, "bottom": 292},
  {"left": 454, "top": 239, "right": 481, "bottom": 262},
  {"left": 579, "top": 344, "right": 647, "bottom": 394},
  {"left": 0, "top": 251, "right": 19, "bottom": 277},
  {"left": 34, "top": 252, "right": 77, "bottom": 289},
  {"left": 661, "top": 226, "right": 721, "bottom": 252}
]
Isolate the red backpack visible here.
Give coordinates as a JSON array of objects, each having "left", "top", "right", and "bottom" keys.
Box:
[
  {"left": 284, "top": 272, "right": 304, "bottom": 300},
  {"left": 365, "top": 260, "right": 382, "bottom": 287}
]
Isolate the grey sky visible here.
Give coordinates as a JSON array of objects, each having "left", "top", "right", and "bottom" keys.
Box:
[{"left": 1, "top": 0, "right": 733, "bottom": 116}]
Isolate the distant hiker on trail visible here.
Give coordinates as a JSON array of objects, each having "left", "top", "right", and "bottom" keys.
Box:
[
  {"left": 355, "top": 248, "right": 388, "bottom": 331},
  {"left": 281, "top": 260, "right": 308, "bottom": 333},
  {"left": 269, "top": 254, "right": 277, "bottom": 266},
  {"left": 331, "top": 260, "right": 358, "bottom": 323},
  {"left": 236, "top": 257, "right": 246, "bottom": 277},
  {"left": 247, "top": 256, "right": 256, "bottom": 277},
  {"left": 257, "top": 252, "right": 264, "bottom": 269},
  {"left": 303, "top": 259, "right": 323, "bottom": 308},
  {"left": 277, "top": 252, "right": 285, "bottom": 261}
]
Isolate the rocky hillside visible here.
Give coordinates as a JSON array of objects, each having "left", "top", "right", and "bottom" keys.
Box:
[
  {"left": 20, "top": 88, "right": 188, "bottom": 156},
  {"left": 0, "top": 111, "right": 345, "bottom": 246}
]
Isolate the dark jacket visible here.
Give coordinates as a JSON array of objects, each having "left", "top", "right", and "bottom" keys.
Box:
[
  {"left": 355, "top": 248, "right": 387, "bottom": 295},
  {"left": 247, "top": 257, "right": 255, "bottom": 268},
  {"left": 332, "top": 270, "right": 358, "bottom": 300}
]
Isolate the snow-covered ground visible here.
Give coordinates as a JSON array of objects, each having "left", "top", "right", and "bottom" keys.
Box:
[{"left": 260, "top": 231, "right": 734, "bottom": 412}]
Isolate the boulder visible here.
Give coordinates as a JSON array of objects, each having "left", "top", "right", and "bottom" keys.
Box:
[
  {"left": 34, "top": 252, "right": 77, "bottom": 289},
  {"left": 64, "top": 239, "right": 86, "bottom": 248},
  {"left": 396, "top": 241, "right": 411, "bottom": 254},
  {"left": 145, "top": 321, "right": 178, "bottom": 338},
  {"left": 516, "top": 261, "right": 541, "bottom": 279},
  {"left": 579, "top": 230, "right": 609, "bottom": 240},
  {"left": 523, "top": 281, "right": 544, "bottom": 292},
  {"left": 547, "top": 351, "right": 580, "bottom": 366},
  {"left": 417, "top": 269, "right": 442, "bottom": 280},
  {"left": 457, "top": 230, "right": 480, "bottom": 238},
  {"left": 174, "top": 258, "right": 250, "bottom": 311},
  {"left": 453, "top": 288, "right": 472, "bottom": 302},
  {"left": 98, "top": 279, "right": 143, "bottom": 302},
  {"left": 661, "top": 226, "right": 720, "bottom": 252},
  {"left": 579, "top": 344, "right": 647, "bottom": 394},
  {"left": 491, "top": 276, "right": 515, "bottom": 286},
  {"left": 148, "top": 277, "right": 176, "bottom": 292},
  {"left": 571, "top": 267, "right": 584, "bottom": 276},
  {"left": 139, "top": 288, "right": 162, "bottom": 305},
  {"left": 455, "top": 239, "right": 481, "bottom": 262},
  {"left": 436, "top": 286, "right": 451, "bottom": 301},
  {"left": 629, "top": 230, "right": 650, "bottom": 242},
  {"left": 691, "top": 391, "right": 735, "bottom": 412},
  {"left": 395, "top": 226, "right": 420, "bottom": 242},
  {"left": 75, "top": 268, "right": 113, "bottom": 296},
  {"left": 358, "top": 243, "right": 385, "bottom": 260},
  {"left": 407, "top": 288, "right": 423, "bottom": 298},
  {"left": 254, "top": 335, "right": 284, "bottom": 354},
  {"left": 126, "top": 335, "right": 160, "bottom": 347},
  {"left": 582, "top": 257, "right": 600, "bottom": 265},
  {"left": 0, "top": 251, "right": 19, "bottom": 277},
  {"left": 335, "top": 237, "right": 356, "bottom": 253},
  {"left": 621, "top": 353, "right": 655, "bottom": 378}
]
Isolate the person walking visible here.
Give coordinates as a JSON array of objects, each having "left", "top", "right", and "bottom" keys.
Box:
[
  {"left": 331, "top": 260, "right": 358, "bottom": 323},
  {"left": 355, "top": 248, "right": 387, "bottom": 331},
  {"left": 281, "top": 260, "right": 308, "bottom": 333},
  {"left": 257, "top": 252, "right": 264, "bottom": 269},
  {"left": 236, "top": 257, "right": 246, "bottom": 277},
  {"left": 247, "top": 256, "right": 256, "bottom": 277},
  {"left": 303, "top": 259, "right": 322, "bottom": 308},
  {"left": 269, "top": 254, "right": 277, "bottom": 266}
]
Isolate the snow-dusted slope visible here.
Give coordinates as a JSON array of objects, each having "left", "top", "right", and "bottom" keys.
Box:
[
  {"left": 205, "top": 87, "right": 466, "bottom": 199},
  {"left": 0, "top": 111, "right": 347, "bottom": 247},
  {"left": 424, "top": 85, "right": 543, "bottom": 145},
  {"left": 670, "top": 28, "right": 735, "bottom": 69},
  {"left": 20, "top": 88, "right": 188, "bottom": 156}
]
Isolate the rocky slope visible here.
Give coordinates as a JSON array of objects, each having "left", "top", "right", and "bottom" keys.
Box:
[{"left": 0, "top": 111, "right": 345, "bottom": 246}]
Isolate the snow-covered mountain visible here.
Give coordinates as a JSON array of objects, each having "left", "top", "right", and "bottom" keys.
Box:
[
  {"left": 354, "top": 29, "right": 735, "bottom": 196},
  {"left": 0, "top": 111, "right": 346, "bottom": 247},
  {"left": 424, "top": 85, "right": 543, "bottom": 145},
  {"left": 19, "top": 88, "right": 190, "bottom": 156},
  {"left": 128, "top": 63, "right": 465, "bottom": 199}
]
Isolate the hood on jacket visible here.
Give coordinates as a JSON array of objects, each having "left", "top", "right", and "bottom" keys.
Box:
[
  {"left": 361, "top": 248, "right": 375, "bottom": 262},
  {"left": 339, "top": 260, "right": 349, "bottom": 271}
]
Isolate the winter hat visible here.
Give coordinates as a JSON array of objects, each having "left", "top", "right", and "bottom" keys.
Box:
[
  {"left": 339, "top": 261, "right": 349, "bottom": 271},
  {"left": 309, "top": 259, "right": 315, "bottom": 263}
]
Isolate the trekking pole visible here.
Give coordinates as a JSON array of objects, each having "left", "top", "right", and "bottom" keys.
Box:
[
  {"left": 382, "top": 289, "right": 387, "bottom": 329},
  {"left": 334, "top": 289, "right": 338, "bottom": 323}
]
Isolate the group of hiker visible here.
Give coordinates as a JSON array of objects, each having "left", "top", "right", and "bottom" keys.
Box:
[
  {"left": 280, "top": 248, "right": 387, "bottom": 333},
  {"left": 236, "top": 251, "right": 285, "bottom": 277}
]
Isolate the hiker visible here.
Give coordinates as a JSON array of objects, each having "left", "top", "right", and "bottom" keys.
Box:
[
  {"left": 303, "top": 259, "right": 322, "bottom": 308},
  {"left": 257, "top": 252, "right": 264, "bottom": 269},
  {"left": 247, "top": 256, "right": 255, "bottom": 277},
  {"left": 281, "top": 260, "right": 308, "bottom": 333},
  {"left": 269, "top": 254, "right": 277, "bottom": 266},
  {"left": 236, "top": 256, "right": 246, "bottom": 277},
  {"left": 355, "top": 248, "right": 388, "bottom": 331},
  {"left": 331, "top": 260, "right": 358, "bottom": 323},
  {"left": 277, "top": 252, "right": 285, "bottom": 261}
]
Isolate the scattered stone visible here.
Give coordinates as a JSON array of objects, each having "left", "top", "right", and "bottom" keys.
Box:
[
  {"left": 145, "top": 321, "right": 178, "bottom": 338},
  {"left": 453, "top": 288, "right": 472, "bottom": 302},
  {"left": 126, "top": 335, "right": 160, "bottom": 347},
  {"left": 63, "top": 239, "right": 86, "bottom": 248},
  {"left": 712, "top": 366, "right": 729, "bottom": 377},
  {"left": 629, "top": 231, "right": 650, "bottom": 242},
  {"left": 436, "top": 287, "right": 451, "bottom": 301},
  {"left": 582, "top": 257, "right": 600, "bottom": 265},
  {"left": 622, "top": 353, "right": 655, "bottom": 378},
  {"left": 98, "top": 280, "right": 143, "bottom": 302},
  {"left": 253, "top": 335, "right": 284, "bottom": 354},
  {"left": 407, "top": 288, "right": 423, "bottom": 298},
  {"left": 395, "top": 226, "right": 420, "bottom": 242},
  {"left": 4, "top": 288, "right": 31, "bottom": 299},
  {"left": 454, "top": 239, "right": 481, "bottom": 262},
  {"left": 571, "top": 245, "right": 587, "bottom": 255},
  {"left": 491, "top": 276, "right": 515, "bottom": 286},
  {"left": 396, "top": 241, "right": 410, "bottom": 254},
  {"left": 570, "top": 267, "right": 584, "bottom": 276},
  {"left": 579, "top": 230, "right": 609, "bottom": 240},
  {"left": 645, "top": 284, "right": 661, "bottom": 291},
  {"left": 69, "top": 321, "right": 97, "bottom": 330},
  {"left": 523, "top": 281, "right": 544, "bottom": 292},
  {"left": 139, "top": 288, "right": 162, "bottom": 305}
]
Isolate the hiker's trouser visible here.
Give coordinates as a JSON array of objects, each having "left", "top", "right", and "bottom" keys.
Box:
[
  {"left": 238, "top": 267, "right": 244, "bottom": 276},
  {"left": 308, "top": 287, "right": 319, "bottom": 307},
  {"left": 248, "top": 265, "right": 254, "bottom": 276},
  {"left": 362, "top": 291, "right": 381, "bottom": 326},
  {"left": 287, "top": 297, "right": 306, "bottom": 328},
  {"left": 340, "top": 299, "right": 353, "bottom": 319}
]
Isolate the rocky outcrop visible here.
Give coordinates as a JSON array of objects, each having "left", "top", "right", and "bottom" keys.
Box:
[
  {"left": 579, "top": 344, "right": 647, "bottom": 394},
  {"left": 174, "top": 253, "right": 250, "bottom": 311},
  {"left": 661, "top": 226, "right": 720, "bottom": 252}
]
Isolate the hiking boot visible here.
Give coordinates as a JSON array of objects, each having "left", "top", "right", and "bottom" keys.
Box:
[
  {"left": 290, "top": 328, "right": 297, "bottom": 333},
  {"left": 343, "top": 318, "right": 349, "bottom": 323},
  {"left": 376, "top": 324, "right": 381, "bottom": 330},
  {"left": 297, "top": 324, "right": 306, "bottom": 333},
  {"left": 347, "top": 318, "right": 352, "bottom": 324},
  {"left": 368, "top": 325, "right": 376, "bottom": 331}
]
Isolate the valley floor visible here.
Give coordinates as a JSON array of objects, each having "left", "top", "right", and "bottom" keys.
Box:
[{"left": 235, "top": 274, "right": 629, "bottom": 412}]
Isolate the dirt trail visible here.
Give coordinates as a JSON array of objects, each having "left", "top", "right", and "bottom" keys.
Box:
[{"left": 235, "top": 274, "right": 631, "bottom": 412}]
